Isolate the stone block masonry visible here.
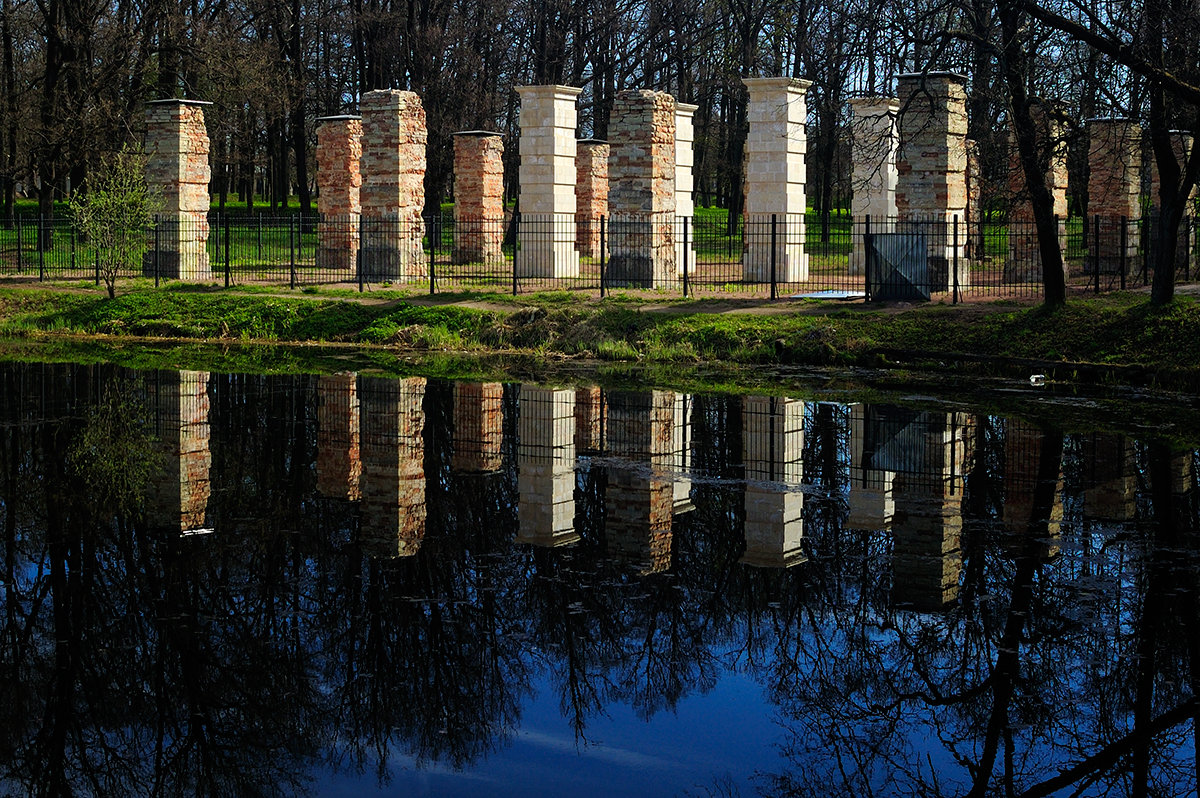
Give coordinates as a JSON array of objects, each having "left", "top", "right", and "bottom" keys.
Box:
[
  {"left": 1147, "top": 130, "right": 1196, "bottom": 273},
  {"left": 144, "top": 99, "right": 212, "bottom": 281},
  {"left": 743, "top": 77, "right": 811, "bottom": 283},
  {"left": 147, "top": 370, "right": 211, "bottom": 531},
  {"left": 358, "top": 376, "right": 427, "bottom": 558},
  {"left": 316, "top": 116, "right": 362, "bottom": 272},
  {"left": 1005, "top": 104, "right": 1068, "bottom": 283},
  {"left": 453, "top": 132, "right": 505, "bottom": 264},
  {"left": 575, "top": 140, "right": 609, "bottom": 259},
  {"left": 360, "top": 90, "right": 427, "bottom": 281},
  {"left": 517, "top": 387, "right": 579, "bottom": 547},
  {"left": 316, "top": 373, "right": 361, "bottom": 500},
  {"left": 516, "top": 85, "right": 582, "bottom": 278},
  {"left": 849, "top": 97, "right": 899, "bottom": 276},
  {"left": 896, "top": 73, "right": 970, "bottom": 291},
  {"left": 675, "top": 103, "right": 698, "bottom": 276},
  {"left": 452, "top": 381, "right": 504, "bottom": 473},
  {"left": 1087, "top": 118, "right": 1141, "bottom": 275},
  {"left": 607, "top": 90, "right": 676, "bottom": 287},
  {"left": 741, "top": 396, "right": 806, "bottom": 568}
]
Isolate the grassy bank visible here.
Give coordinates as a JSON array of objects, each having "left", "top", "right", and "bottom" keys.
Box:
[{"left": 0, "top": 285, "right": 1197, "bottom": 386}]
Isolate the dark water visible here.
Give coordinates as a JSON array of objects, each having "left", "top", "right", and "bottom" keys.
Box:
[{"left": 0, "top": 363, "right": 1197, "bottom": 797}]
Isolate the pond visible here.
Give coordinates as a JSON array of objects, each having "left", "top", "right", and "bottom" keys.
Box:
[{"left": 0, "top": 362, "right": 1196, "bottom": 796}]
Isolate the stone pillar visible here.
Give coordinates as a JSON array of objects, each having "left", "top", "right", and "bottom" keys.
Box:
[
  {"left": 1086, "top": 118, "right": 1141, "bottom": 274},
  {"left": 847, "top": 404, "right": 895, "bottom": 529},
  {"left": 849, "top": 97, "right": 900, "bottom": 276},
  {"left": 575, "top": 140, "right": 609, "bottom": 259},
  {"left": 358, "top": 376, "right": 426, "bottom": 557},
  {"left": 315, "top": 116, "right": 362, "bottom": 272},
  {"left": 1082, "top": 433, "right": 1137, "bottom": 521},
  {"left": 575, "top": 385, "right": 605, "bottom": 453},
  {"left": 452, "top": 382, "right": 504, "bottom": 473},
  {"left": 741, "top": 396, "right": 806, "bottom": 568},
  {"left": 743, "top": 78, "right": 811, "bottom": 282},
  {"left": 607, "top": 90, "right": 676, "bottom": 287},
  {"left": 148, "top": 371, "right": 211, "bottom": 531},
  {"left": 452, "top": 131, "right": 505, "bottom": 264},
  {"left": 1002, "top": 420, "right": 1063, "bottom": 559},
  {"left": 895, "top": 73, "right": 970, "bottom": 290},
  {"left": 359, "top": 89, "right": 427, "bottom": 281},
  {"left": 966, "top": 139, "right": 982, "bottom": 262},
  {"left": 675, "top": 102, "right": 698, "bottom": 276},
  {"left": 1005, "top": 107, "right": 1068, "bottom": 283},
  {"left": 605, "top": 390, "right": 678, "bottom": 573},
  {"left": 671, "top": 393, "right": 693, "bottom": 513},
  {"left": 1147, "top": 130, "right": 1196, "bottom": 272},
  {"left": 889, "top": 411, "right": 967, "bottom": 611},
  {"left": 316, "top": 373, "right": 361, "bottom": 500},
  {"left": 517, "top": 386, "right": 579, "bottom": 547},
  {"left": 144, "top": 99, "right": 212, "bottom": 281},
  {"left": 516, "top": 85, "right": 582, "bottom": 278}
]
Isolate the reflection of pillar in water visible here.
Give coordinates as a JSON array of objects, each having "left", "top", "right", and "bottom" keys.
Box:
[
  {"left": 672, "top": 393, "right": 694, "bottom": 513},
  {"left": 149, "top": 371, "right": 211, "bottom": 531},
  {"left": 605, "top": 390, "right": 679, "bottom": 573},
  {"left": 1081, "top": 433, "right": 1137, "bottom": 521},
  {"left": 575, "top": 385, "right": 605, "bottom": 454},
  {"left": 451, "top": 382, "right": 504, "bottom": 473},
  {"left": 1002, "top": 420, "right": 1062, "bottom": 558},
  {"left": 848, "top": 404, "right": 895, "bottom": 529},
  {"left": 741, "top": 396, "right": 806, "bottom": 568},
  {"left": 358, "top": 377, "right": 426, "bottom": 557},
  {"left": 316, "top": 373, "right": 361, "bottom": 500},
  {"left": 517, "top": 387, "right": 578, "bottom": 547},
  {"left": 891, "top": 411, "right": 967, "bottom": 611}
]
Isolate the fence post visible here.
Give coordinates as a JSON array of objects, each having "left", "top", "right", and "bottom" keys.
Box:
[
  {"left": 600, "top": 215, "right": 607, "bottom": 298},
  {"left": 428, "top": 215, "right": 437, "bottom": 295},
  {"left": 94, "top": 245, "right": 100, "bottom": 285},
  {"left": 37, "top": 216, "right": 44, "bottom": 281},
  {"left": 289, "top": 215, "right": 297, "bottom": 289},
  {"left": 952, "top": 215, "right": 960, "bottom": 304},
  {"left": 863, "top": 215, "right": 871, "bottom": 302},
  {"left": 681, "top": 216, "right": 689, "bottom": 298},
  {"left": 357, "top": 216, "right": 365, "bottom": 292},
  {"left": 70, "top": 224, "right": 76, "bottom": 272},
  {"left": 512, "top": 211, "right": 520, "bottom": 297},
  {"left": 1119, "top": 216, "right": 1128, "bottom": 291},
  {"left": 1093, "top": 215, "right": 1101, "bottom": 294},
  {"left": 224, "top": 213, "right": 231, "bottom": 288},
  {"left": 153, "top": 216, "right": 161, "bottom": 288},
  {"left": 770, "top": 213, "right": 778, "bottom": 300}
]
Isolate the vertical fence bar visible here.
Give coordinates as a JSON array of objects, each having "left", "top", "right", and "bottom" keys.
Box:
[
  {"left": 15, "top": 213, "right": 22, "bottom": 273},
  {"left": 770, "top": 214, "right": 778, "bottom": 300},
  {"left": 1119, "top": 216, "right": 1128, "bottom": 291},
  {"left": 428, "top": 216, "right": 437, "bottom": 295},
  {"left": 357, "top": 216, "right": 364, "bottom": 292},
  {"left": 70, "top": 224, "right": 76, "bottom": 272},
  {"left": 257, "top": 213, "right": 263, "bottom": 260},
  {"left": 952, "top": 215, "right": 960, "bottom": 304},
  {"left": 599, "top": 215, "right": 607, "bottom": 298},
  {"left": 682, "top": 216, "right": 689, "bottom": 298},
  {"left": 224, "top": 213, "right": 231, "bottom": 287},
  {"left": 94, "top": 246, "right": 100, "bottom": 285},
  {"left": 863, "top": 215, "right": 871, "bottom": 302},
  {"left": 289, "top": 215, "right": 297, "bottom": 289},
  {"left": 512, "top": 211, "right": 520, "bottom": 297},
  {"left": 1141, "top": 214, "right": 1150, "bottom": 287},
  {"left": 1092, "top": 215, "right": 1101, "bottom": 293},
  {"left": 154, "top": 217, "right": 161, "bottom": 288},
  {"left": 37, "top": 216, "right": 44, "bottom": 281}
]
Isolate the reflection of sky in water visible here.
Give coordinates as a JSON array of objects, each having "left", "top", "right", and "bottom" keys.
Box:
[{"left": 317, "top": 670, "right": 777, "bottom": 797}]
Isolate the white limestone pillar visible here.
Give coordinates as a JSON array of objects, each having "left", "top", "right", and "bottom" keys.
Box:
[
  {"left": 849, "top": 97, "right": 899, "bottom": 276},
  {"left": 742, "top": 77, "right": 811, "bottom": 283},
  {"left": 517, "top": 387, "right": 579, "bottom": 547},
  {"left": 516, "top": 85, "right": 582, "bottom": 278},
  {"left": 741, "top": 396, "right": 805, "bottom": 568},
  {"left": 847, "top": 404, "right": 894, "bottom": 529},
  {"left": 675, "top": 102, "right": 699, "bottom": 277}
]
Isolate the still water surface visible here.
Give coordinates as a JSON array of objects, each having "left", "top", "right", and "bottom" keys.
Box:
[{"left": 0, "top": 363, "right": 1196, "bottom": 796}]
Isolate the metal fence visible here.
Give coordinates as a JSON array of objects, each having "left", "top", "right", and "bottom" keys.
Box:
[{"left": 1, "top": 211, "right": 1194, "bottom": 301}]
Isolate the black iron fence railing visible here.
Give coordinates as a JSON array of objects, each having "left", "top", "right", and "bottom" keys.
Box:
[{"left": 0, "top": 211, "right": 1194, "bottom": 300}]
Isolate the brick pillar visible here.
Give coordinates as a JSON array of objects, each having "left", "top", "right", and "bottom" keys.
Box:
[
  {"left": 743, "top": 77, "right": 811, "bottom": 282},
  {"left": 575, "top": 139, "right": 609, "bottom": 259},
  {"left": 741, "top": 396, "right": 805, "bottom": 568},
  {"left": 144, "top": 99, "right": 212, "bottom": 281},
  {"left": 452, "top": 131, "right": 504, "bottom": 264},
  {"left": 965, "top": 139, "right": 982, "bottom": 261},
  {"left": 1005, "top": 106, "right": 1068, "bottom": 283},
  {"left": 604, "top": 390, "right": 677, "bottom": 573},
  {"left": 1086, "top": 118, "right": 1141, "bottom": 275},
  {"left": 847, "top": 404, "right": 894, "bottom": 529},
  {"left": 675, "top": 102, "right": 698, "bottom": 276},
  {"left": 516, "top": 85, "right": 582, "bottom": 278},
  {"left": 452, "top": 382, "right": 504, "bottom": 473},
  {"left": 607, "top": 90, "right": 676, "bottom": 287},
  {"left": 147, "top": 371, "right": 211, "bottom": 531},
  {"left": 360, "top": 90, "right": 427, "bottom": 281},
  {"left": 896, "top": 73, "right": 970, "bottom": 290},
  {"left": 890, "top": 411, "right": 967, "bottom": 611},
  {"left": 517, "top": 387, "right": 579, "bottom": 547},
  {"left": 316, "top": 116, "right": 362, "bottom": 272},
  {"left": 1147, "top": 130, "right": 1195, "bottom": 272},
  {"left": 358, "top": 376, "right": 426, "bottom": 558},
  {"left": 574, "top": 385, "right": 605, "bottom": 453},
  {"left": 1002, "top": 419, "right": 1063, "bottom": 559},
  {"left": 849, "top": 97, "right": 899, "bottom": 276},
  {"left": 316, "top": 373, "right": 361, "bottom": 500},
  {"left": 1082, "top": 433, "right": 1137, "bottom": 521}
]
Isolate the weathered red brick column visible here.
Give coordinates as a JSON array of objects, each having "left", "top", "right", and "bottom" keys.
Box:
[
  {"left": 316, "top": 116, "right": 362, "bottom": 272},
  {"left": 575, "top": 139, "right": 609, "bottom": 259},
  {"left": 452, "top": 131, "right": 505, "bottom": 264},
  {"left": 607, "top": 90, "right": 676, "bottom": 287},
  {"left": 316, "top": 373, "right": 361, "bottom": 500},
  {"left": 360, "top": 90, "right": 427, "bottom": 281},
  {"left": 358, "top": 376, "right": 427, "bottom": 557},
  {"left": 147, "top": 370, "right": 211, "bottom": 530},
  {"left": 1086, "top": 118, "right": 1141, "bottom": 275},
  {"left": 452, "top": 381, "right": 504, "bottom": 473},
  {"left": 144, "top": 99, "right": 212, "bottom": 281}
]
